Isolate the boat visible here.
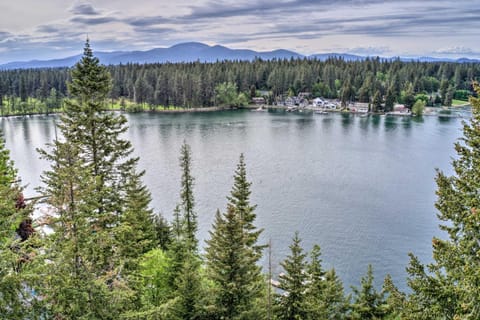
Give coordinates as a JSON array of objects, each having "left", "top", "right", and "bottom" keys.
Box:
[
  {"left": 315, "top": 109, "right": 328, "bottom": 115},
  {"left": 253, "top": 106, "right": 266, "bottom": 112}
]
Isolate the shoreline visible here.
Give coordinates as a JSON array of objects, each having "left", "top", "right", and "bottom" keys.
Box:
[{"left": 0, "top": 103, "right": 470, "bottom": 119}]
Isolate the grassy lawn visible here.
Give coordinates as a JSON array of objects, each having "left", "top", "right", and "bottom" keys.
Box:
[{"left": 452, "top": 99, "right": 470, "bottom": 106}]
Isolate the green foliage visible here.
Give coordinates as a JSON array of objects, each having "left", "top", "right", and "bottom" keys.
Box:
[
  {"left": 444, "top": 85, "right": 455, "bottom": 106},
  {"left": 205, "top": 207, "right": 265, "bottom": 319},
  {"left": 303, "top": 245, "right": 350, "bottom": 319},
  {"left": 215, "top": 82, "right": 248, "bottom": 108},
  {"left": 275, "top": 232, "right": 308, "bottom": 320},
  {"left": 227, "top": 154, "right": 264, "bottom": 255},
  {"left": 414, "top": 93, "right": 429, "bottom": 104},
  {"left": 205, "top": 153, "right": 266, "bottom": 319},
  {"left": 405, "top": 83, "right": 480, "bottom": 319},
  {"left": 0, "top": 132, "right": 16, "bottom": 186},
  {"left": 179, "top": 142, "right": 198, "bottom": 251},
  {"left": 350, "top": 265, "right": 387, "bottom": 319},
  {"left": 138, "top": 249, "right": 172, "bottom": 307},
  {"left": 0, "top": 133, "right": 40, "bottom": 318},
  {"left": 412, "top": 100, "right": 425, "bottom": 116},
  {"left": 36, "top": 39, "right": 159, "bottom": 318},
  {"left": 382, "top": 274, "right": 406, "bottom": 319},
  {"left": 453, "top": 89, "right": 471, "bottom": 101},
  {"left": 321, "top": 269, "right": 350, "bottom": 319},
  {"left": 372, "top": 90, "right": 383, "bottom": 112},
  {"left": 117, "top": 169, "right": 157, "bottom": 273},
  {"left": 384, "top": 87, "right": 396, "bottom": 112},
  {"left": 400, "top": 83, "right": 415, "bottom": 109},
  {"left": 171, "top": 252, "right": 204, "bottom": 319}
]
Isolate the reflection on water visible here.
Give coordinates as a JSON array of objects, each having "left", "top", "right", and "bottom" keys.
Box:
[{"left": 0, "top": 110, "right": 465, "bottom": 291}]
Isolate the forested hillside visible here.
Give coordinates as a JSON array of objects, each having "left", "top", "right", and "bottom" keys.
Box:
[{"left": 0, "top": 57, "right": 479, "bottom": 115}]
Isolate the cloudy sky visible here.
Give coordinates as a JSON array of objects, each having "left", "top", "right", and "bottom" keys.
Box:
[{"left": 0, "top": 0, "right": 479, "bottom": 63}]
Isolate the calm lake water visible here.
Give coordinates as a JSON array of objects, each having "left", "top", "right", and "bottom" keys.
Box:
[{"left": 1, "top": 110, "right": 467, "bottom": 291}]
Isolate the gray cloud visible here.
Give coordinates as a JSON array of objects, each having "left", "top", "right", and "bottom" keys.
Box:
[
  {"left": 0, "top": 31, "right": 13, "bottom": 41},
  {"left": 71, "top": 16, "right": 118, "bottom": 25},
  {"left": 133, "top": 26, "right": 176, "bottom": 35},
  {"left": 126, "top": 16, "right": 173, "bottom": 27},
  {"left": 70, "top": 3, "right": 100, "bottom": 16},
  {"left": 36, "top": 25, "right": 60, "bottom": 33},
  {"left": 182, "top": 0, "right": 460, "bottom": 24},
  {"left": 184, "top": 0, "right": 388, "bottom": 20}
]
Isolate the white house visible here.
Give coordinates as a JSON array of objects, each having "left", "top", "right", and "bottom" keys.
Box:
[{"left": 313, "top": 97, "right": 325, "bottom": 107}]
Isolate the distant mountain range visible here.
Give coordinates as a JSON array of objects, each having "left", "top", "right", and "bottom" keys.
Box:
[{"left": 1, "top": 42, "right": 478, "bottom": 70}]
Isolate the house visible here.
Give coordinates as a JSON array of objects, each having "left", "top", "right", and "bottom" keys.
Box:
[
  {"left": 285, "top": 97, "right": 296, "bottom": 106},
  {"left": 357, "top": 106, "right": 369, "bottom": 113},
  {"left": 313, "top": 97, "right": 325, "bottom": 107},
  {"left": 388, "top": 104, "right": 411, "bottom": 115},
  {"left": 354, "top": 102, "right": 369, "bottom": 113},
  {"left": 298, "top": 92, "right": 311, "bottom": 99},
  {"left": 324, "top": 102, "right": 337, "bottom": 110},
  {"left": 252, "top": 97, "right": 265, "bottom": 105}
]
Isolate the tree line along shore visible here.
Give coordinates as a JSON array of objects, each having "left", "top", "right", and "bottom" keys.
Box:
[{"left": 0, "top": 51, "right": 478, "bottom": 117}]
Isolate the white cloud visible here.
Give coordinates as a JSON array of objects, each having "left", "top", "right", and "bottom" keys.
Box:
[
  {"left": 434, "top": 46, "right": 475, "bottom": 55},
  {"left": 348, "top": 46, "right": 391, "bottom": 55}
]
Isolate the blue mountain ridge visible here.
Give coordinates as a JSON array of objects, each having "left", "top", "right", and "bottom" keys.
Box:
[{"left": 0, "top": 42, "right": 478, "bottom": 70}]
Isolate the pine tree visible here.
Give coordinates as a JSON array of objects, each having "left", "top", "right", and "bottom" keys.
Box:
[
  {"left": 275, "top": 232, "right": 308, "bottom": 320},
  {"left": 303, "top": 245, "right": 349, "bottom": 319},
  {"left": 384, "top": 86, "right": 396, "bottom": 113},
  {"left": 382, "top": 274, "right": 406, "bottom": 318},
  {"left": 405, "top": 83, "right": 480, "bottom": 319},
  {"left": 37, "top": 40, "right": 158, "bottom": 318},
  {"left": 59, "top": 39, "right": 137, "bottom": 227},
  {"left": 171, "top": 251, "right": 203, "bottom": 320},
  {"left": 350, "top": 265, "right": 386, "bottom": 320},
  {"left": 0, "top": 133, "right": 39, "bottom": 318},
  {"left": 179, "top": 142, "right": 198, "bottom": 251},
  {"left": 321, "top": 269, "right": 349, "bottom": 319},
  {"left": 153, "top": 213, "right": 171, "bottom": 251},
  {"left": 205, "top": 206, "right": 265, "bottom": 319},
  {"left": 304, "top": 245, "right": 326, "bottom": 319},
  {"left": 227, "top": 153, "right": 264, "bottom": 256},
  {"left": 116, "top": 168, "right": 157, "bottom": 272},
  {"left": 38, "top": 139, "right": 123, "bottom": 319}
]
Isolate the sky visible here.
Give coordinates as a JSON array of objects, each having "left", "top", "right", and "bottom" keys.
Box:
[{"left": 0, "top": 0, "right": 479, "bottom": 63}]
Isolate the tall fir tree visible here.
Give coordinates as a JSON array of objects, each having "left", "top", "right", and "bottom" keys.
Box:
[
  {"left": 350, "top": 265, "right": 387, "bottom": 320},
  {"left": 227, "top": 153, "right": 264, "bottom": 257},
  {"left": 320, "top": 269, "right": 350, "bottom": 319},
  {"left": 116, "top": 168, "right": 157, "bottom": 272},
  {"left": 37, "top": 40, "right": 159, "bottom": 318},
  {"left": 205, "top": 206, "right": 265, "bottom": 319},
  {"left": 405, "top": 83, "right": 480, "bottom": 319},
  {"left": 303, "top": 244, "right": 350, "bottom": 319},
  {"left": 59, "top": 38, "right": 138, "bottom": 228},
  {"left": 0, "top": 133, "right": 39, "bottom": 318},
  {"left": 38, "top": 140, "right": 119, "bottom": 319},
  {"left": 165, "top": 144, "right": 203, "bottom": 318},
  {"left": 171, "top": 251, "right": 203, "bottom": 320},
  {"left": 179, "top": 142, "right": 198, "bottom": 251},
  {"left": 275, "top": 232, "right": 308, "bottom": 320}
]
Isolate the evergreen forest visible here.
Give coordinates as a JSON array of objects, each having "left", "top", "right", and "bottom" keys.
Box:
[
  {"left": 1, "top": 41, "right": 480, "bottom": 319},
  {"left": 0, "top": 49, "right": 479, "bottom": 115}
]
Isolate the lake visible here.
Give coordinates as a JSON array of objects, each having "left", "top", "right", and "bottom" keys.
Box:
[{"left": 0, "top": 109, "right": 467, "bottom": 291}]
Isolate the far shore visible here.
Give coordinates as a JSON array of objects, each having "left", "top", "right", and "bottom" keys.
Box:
[{"left": 0, "top": 102, "right": 471, "bottom": 119}]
